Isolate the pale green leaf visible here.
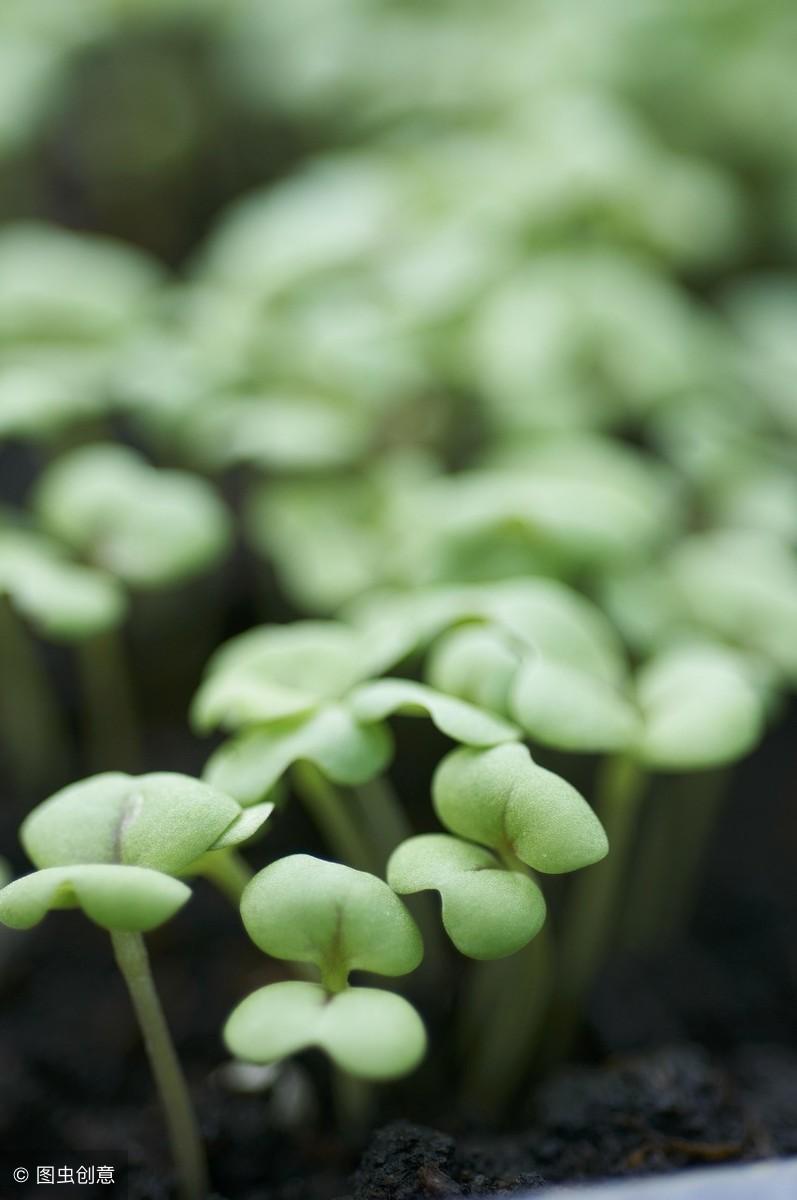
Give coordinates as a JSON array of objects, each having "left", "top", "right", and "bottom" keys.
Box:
[
  {"left": 204, "top": 705, "right": 393, "bottom": 805},
  {"left": 34, "top": 444, "right": 231, "bottom": 589},
  {"left": 0, "top": 865, "right": 190, "bottom": 932},
  {"left": 22, "top": 772, "right": 254, "bottom": 876},
  {"left": 510, "top": 657, "right": 638, "bottom": 752},
  {"left": 192, "top": 621, "right": 403, "bottom": 732},
  {"left": 388, "top": 834, "right": 545, "bottom": 959},
  {"left": 433, "top": 744, "right": 608, "bottom": 874},
  {"left": 635, "top": 642, "right": 766, "bottom": 770},
  {"left": 240, "top": 855, "right": 423, "bottom": 982},
  {"left": 349, "top": 679, "right": 518, "bottom": 746},
  {"left": 0, "top": 526, "right": 125, "bottom": 640},
  {"left": 224, "top": 980, "right": 426, "bottom": 1080}
]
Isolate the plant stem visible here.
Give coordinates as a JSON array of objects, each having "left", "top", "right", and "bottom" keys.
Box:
[
  {"left": 195, "top": 849, "right": 254, "bottom": 906},
  {"left": 545, "top": 754, "right": 646, "bottom": 1063},
  {"left": 292, "top": 763, "right": 375, "bottom": 873},
  {"left": 621, "top": 768, "right": 729, "bottom": 951},
  {"left": 76, "top": 627, "right": 140, "bottom": 773},
  {"left": 459, "top": 925, "right": 552, "bottom": 1119},
  {"left": 331, "top": 1066, "right": 372, "bottom": 1142},
  {"left": 111, "top": 931, "right": 207, "bottom": 1200},
  {"left": 352, "top": 776, "right": 413, "bottom": 873},
  {"left": 0, "top": 598, "right": 71, "bottom": 794}
]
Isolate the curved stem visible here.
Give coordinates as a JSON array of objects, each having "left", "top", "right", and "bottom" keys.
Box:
[
  {"left": 292, "top": 763, "right": 375, "bottom": 873},
  {"left": 545, "top": 754, "right": 646, "bottom": 1064},
  {"left": 111, "top": 932, "right": 207, "bottom": 1200}
]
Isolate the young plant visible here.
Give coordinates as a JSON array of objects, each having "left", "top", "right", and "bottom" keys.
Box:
[
  {"left": 0, "top": 521, "right": 125, "bottom": 791},
  {"left": 32, "top": 443, "right": 232, "bottom": 769},
  {"left": 388, "top": 741, "right": 608, "bottom": 1109},
  {"left": 225, "top": 854, "right": 426, "bottom": 1093},
  {"left": 0, "top": 770, "right": 272, "bottom": 1200},
  {"left": 194, "top": 619, "right": 518, "bottom": 874}
]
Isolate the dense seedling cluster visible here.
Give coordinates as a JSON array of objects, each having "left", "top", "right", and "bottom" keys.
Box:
[{"left": 1, "top": 2, "right": 796, "bottom": 1198}]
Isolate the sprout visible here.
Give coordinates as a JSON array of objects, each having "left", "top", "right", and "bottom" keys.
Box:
[
  {"left": 389, "top": 743, "right": 605, "bottom": 962},
  {"left": 225, "top": 855, "right": 426, "bottom": 1080},
  {"left": 0, "top": 769, "right": 257, "bottom": 1200},
  {"left": 33, "top": 443, "right": 231, "bottom": 589},
  {"left": 0, "top": 523, "right": 125, "bottom": 641}
]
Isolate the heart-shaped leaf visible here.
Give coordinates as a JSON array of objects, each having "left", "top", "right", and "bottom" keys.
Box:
[
  {"left": 224, "top": 980, "right": 426, "bottom": 1080},
  {"left": 426, "top": 624, "right": 520, "bottom": 714},
  {"left": 671, "top": 532, "right": 797, "bottom": 681},
  {"left": 635, "top": 642, "right": 766, "bottom": 770},
  {"left": 22, "top": 772, "right": 267, "bottom": 876},
  {"left": 0, "top": 865, "right": 190, "bottom": 932},
  {"left": 0, "top": 222, "right": 163, "bottom": 342},
  {"left": 0, "top": 525, "right": 125, "bottom": 640},
  {"left": 509, "top": 656, "right": 638, "bottom": 752},
  {"left": 34, "top": 444, "right": 231, "bottom": 589},
  {"left": 388, "top": 834, "right": 545, "bottom": 959},
  {"left": 192, "top": 621, "right": 404, "bottom": 732},
  {"left": 241, "top": 855, "right": 422, "bottom": 985},
  {"left": 204, "top": 705, "right": 393, "bottom": 806},
  {"left": 433, "top": 744, "right": 608, "bottom": 874},
  {"left": 348, "top": 679, "right": 518, "bottom": 746}
]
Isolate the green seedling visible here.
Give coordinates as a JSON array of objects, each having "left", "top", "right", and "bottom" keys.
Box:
[
  {"left": 34, "top": 443, "right": 231, "bottom": 591},
  {"left": 225, "top": 854, "right": 426, "bottom": 1086},
  {"left": 0, "top": 771, "right": 266, "bottom": 1200},
  {"left": 32, "top": 443, "right": 232, "bottom": 769},
  {"left": 0, "top": 521, "right": 125, "bottom": 790},
  {"left": 195, "top": 620, "right": 521, "bottom": 874},
  {"left": 0, "top": 223, "right": 163, "bottom": 447}
]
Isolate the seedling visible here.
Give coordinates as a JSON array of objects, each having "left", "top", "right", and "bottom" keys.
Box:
[
  {"left": 31, "top": 443, "right": 232, "bottom": 769},
  {"left": 0, "top": 770, "right": 271, "bottom": 1200},
  {"left": 0, "top": 521, "right": 125, "bottom": 790},
  {"left": 225, "top": 854, "right": 426, "bottom": 1086}
]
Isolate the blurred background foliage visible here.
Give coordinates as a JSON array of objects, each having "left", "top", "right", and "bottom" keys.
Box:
[{"left": 1, "top": 0, "right": 796, "bottom": 719}]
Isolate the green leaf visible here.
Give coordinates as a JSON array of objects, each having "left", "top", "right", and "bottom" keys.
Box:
[
  {"left": 209, "top": 802, "right": 275, "bottom": 848},
  {"left": 204, "top": 706, "right": 393, "bottom": 805},
  {"left": 240, "top": 855, "right": 423, "bottom": 984},
  {"left": 21, "top": 772, "right": 265, "bottom": 876},
  {"left": 388, "top": 834, "right": 545, "bottom": 959},
  {"left": 0, "top": 222, "right": 163, "bottom": 343},
  {"left": 192, "top": 621, "right": 404, "bottom": 732},
  {"left": 224, "top": 980, "right": 426, "bottom": 1080},
  {"left": 671, "top": 532, "right": 797, "bottom": 681},
  {"left": 34, "top": 444, "right": 231, "bottom": 589},
  {"left": 348, "top": 679, "right": 518, "bottom": 746},
  {"left": 0, "top": 525, "right": 125, "bottom": 640},
  {"left": 0, "top": 865, "right": 190, "bottom": 932},
  {"left": 635, "top": 643, "right": 766, "bottom": 770},
  {"left": 433, "top": 745, "right": 608, "bottom": 874},
  {"left": 426, "top": 624, "right": 520, "bottom": 714},
  {"left": 509, "top": 656, "right": 638, "bottom": 752}
]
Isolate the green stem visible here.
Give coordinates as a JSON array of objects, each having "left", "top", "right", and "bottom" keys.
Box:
[
  {"left": 331, "top": 1065, "right": 372, "bottom": 1141},
  {"left": 352, "top": 777, "right": 413, "bottom": 873},
  {"left": 459, "top": 925, "right": 552, "bottom": 1119},
  {"left": 621, "top": 769, "right": 729, "bottom": 951},
  {"left": 195, "top": 849, "right": 253, "bottom": 906},
  {"left": 110, "top": 931, "right": 207, "bottom": 1200},
  {"left": 292, "top": 763, "right": 375, "bottom": 873},
  {"left": 76, "top": 627, "right": 140, "bottom": 773},
  {"left": 545, "top": 754, "right": 646, "bottom": 1063},
  {"left": 0, "top": 598, "right": 71, "bottom": 794}
]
